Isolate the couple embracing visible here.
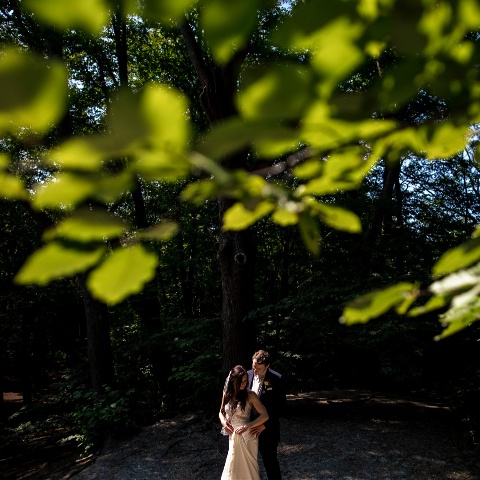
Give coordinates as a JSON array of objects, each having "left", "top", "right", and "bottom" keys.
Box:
[{"left": 219, "top": 350, "right": 286, "bottom": 480}]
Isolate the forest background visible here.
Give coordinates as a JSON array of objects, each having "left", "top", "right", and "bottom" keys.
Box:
[{"left": 1, "top": 0, "right": 480, "bottom": 466}]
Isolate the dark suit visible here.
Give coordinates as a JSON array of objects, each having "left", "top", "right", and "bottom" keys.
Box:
[{"left": 247, "top": 367, "right": 286, "bottom": 480}]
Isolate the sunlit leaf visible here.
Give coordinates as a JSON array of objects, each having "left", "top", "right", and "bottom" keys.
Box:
[
  {"left": 95, "top": 172, "right": 134, "bottom": 204},
  {"left": 47, "top": 138, "right": 105, "bottom": 171},
  {"left": 308, "top": 200, "right": 362, "bottom": 233},
  {"left": 429, "top": 270, "right": 479, "bottom": 295},
  {"left": 0, "top": 172, "right": 27, "bottom": 199},
  {"left": 271, "top": 208, "right": 298, "bottom": 226},
  {"left": 340, "top": 282, "right": 416, "bottom": 324},
  {"left": 43, "top": 208, "right": 128, "bottom": 242},
  {"left": 201, "top": 0, "right": 258, "bottom": 64},
  {"left": 181, "top": 179, "right": 218, "bottom": 205},
  {"left": 409, "top": 295, "right": 446, "bottom": 318},
  {"left": 309, "top": 19, "right": 364, "bottom": 94},
  {"left": 238, "top": 63, "right": 314, "bottom": 121},
  {"left": 302, "top": 102, "right": 396, "bottom": 150},
  {"left": 0, "top": 49, "right": 67, "bottom": 134},
  {"left": 423, "top": 123, "right": 469, "bottom": 160},
  {"left": 139, "top": 221, "right": 179, "bottom": 241},
  {"left": 435, "top": 300, "right": 480, "bottom": 340},
  {"left": 141, "top": 84, "right": 191, "bottom": 153},
  {"left": 223, "top": 201, "right": 274, "bottom": 230},
  {"left": 32, "top": 173, "right": 96, "bottom": 210},
  {"left": 293, "top": 159, "right": 323, "bottom": 179},
  {"left": 134, "top": 151, "right": 190, "bottom": 182},
  {"left": 24, "top": 0, "right": 109, "bottom": 34},
  {"left": 87, "top": 245, "right": 158, "bottom": 305},
  {"left": 143, "top": 0, "right": 198, "bottom": 23},
  {"left": 15, "top": 243, "right": 105, "bottom": 285},
  {"left": 199, "top": 118, "right": 299, "bottom": 160},
  {"left": 433, "top": 237, "right": 480, "bottom": 276},
  {"left": 396, "top": 289, "right": 420, "bottom": 315},
  {"left": 301, "top": 149, "right": 373, "bottom": 195}
]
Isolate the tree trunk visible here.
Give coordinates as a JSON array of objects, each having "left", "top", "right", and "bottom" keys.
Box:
[
  {"left": 218, "top": 197, "right": 257, "bottom": 370},
  {"left": 363, "top": 161, "right": 402, "bottom": 274},
  {"left": 77, "top": 274, "right": 115, "bottom": 391},
  {"left": 180, "top": 19, "right": 256, "bottom": 370}
]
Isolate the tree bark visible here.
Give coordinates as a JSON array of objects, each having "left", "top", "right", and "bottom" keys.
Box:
[
  {"left": 76, "top": 274, "right": 115, "bottom": 391},
  {"left": 363, "top": 161, "right": 402, "bottom": 274},
  {"left": 180, "top": 18, "right": 256, "bottom": 370}
]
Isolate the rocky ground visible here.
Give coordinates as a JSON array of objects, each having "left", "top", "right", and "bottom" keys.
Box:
[{"left": 61, "top": 390, "right": 480, "bottom": 480}]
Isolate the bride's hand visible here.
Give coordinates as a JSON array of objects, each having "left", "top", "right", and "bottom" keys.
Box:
[
  {"left": 223, "top": 421, "right": 234, "bottom": 435},
  {"left": 249, "top": 424, "right": 266, "bottom": 437},
  {"left": 234, "top": 424, "right": 249, "bottom": 434}
]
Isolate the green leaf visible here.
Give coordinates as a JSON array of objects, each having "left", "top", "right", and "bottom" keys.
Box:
[
  {"left": 87, "top": 244, "right": 158, "bottom": 305},
  {"left": 141, "top": 84, "right": 191, "bottom": 153},
  {"left": 423, "top": 123, "right": 469, "bottom": 160},
  {"left": 429, "top": 270, "right": 478, "bottom": 296},
  {"left": 301, "top": 149, "right": 374, "bottom": 195},
  {"left": 302, "top": 102, "right": 396, "bottom": 151},
  {"left": 180, "top": 179, "right": 218, "bottom": 205},
  {"left": 307, "top": 201, "right": 362, "bottom": 233},
  {"left": 432, "top": 237, "right": 480, "bottom": 277},
  {"left": 143, "top": 0, "right": 198, "bottom": 23},
  {"left": 95, "top": 172, "right": 134, "bottom": 204},
  {"left": 435, "top": 301, "right": 480, "bottom": 340},
  {"left": 0, "top": 49, "right": 67, "bottom": 134},
  {"left": 199, "top": 118, "right": 299, "bottom": 160},
  {"left": 24, "top": 0, "right": 109, "bottom": 34},
  {"left": 408, "top": 295, "right": 447, "bottom": 317},
  {"left": 201, "top": 0, "right": 258, "bottom": 64},
  {"left": 32, "top": 173, "right": 96, "bottom": 210},
  {"left": 47, "top": 138, "right": 105, "bottom": 171},
  {"left": 15, "top": 243, "right": 105, "bottom": 285},
  {"left": 43, "top": 209, "right": 128, "bottom": 242},
  {"left": 139, "top": 221, "right": 179, "bottom": 241},
  {"left": 271, "top": 208, "right": 298, "bottom": 227},
  {"left": 0, "top": 172, "right": 27, "bottom": 200},
  {"left": 223, "top": 201, "right": 274, "bottom": 230},
  {"left": 238, "top": 63, "right": 314, "bottom": 121},
  {"left": 134, "top": 151, "right": 191, "bottom": 182},
  {"left": 298, "top": 212, "right": 320, "bottom": 256},
  {"left": 340, "top": 282, "right": 416, "bottom": 325}
]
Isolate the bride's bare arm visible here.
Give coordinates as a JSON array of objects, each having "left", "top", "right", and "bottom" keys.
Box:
[{"left": 219, "top": 399, "right": 234, "bottom": 435}]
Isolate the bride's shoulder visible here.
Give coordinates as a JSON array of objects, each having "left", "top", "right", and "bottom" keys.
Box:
[{"left": 246, "top": 389, "right": 259, "bottom": 401}]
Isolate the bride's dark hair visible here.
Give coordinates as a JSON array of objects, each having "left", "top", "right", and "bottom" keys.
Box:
[{"left": 221, "top": 365, "right": 248, "bottom": 414}]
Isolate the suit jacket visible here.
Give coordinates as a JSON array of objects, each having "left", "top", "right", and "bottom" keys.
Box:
[{"left": 247, "top": 367, "right": 286, "bottom": 436}]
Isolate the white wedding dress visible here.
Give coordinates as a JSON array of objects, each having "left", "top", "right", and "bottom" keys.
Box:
[{"left": 221, "top": 400, "right": 260, "bottom": 480}]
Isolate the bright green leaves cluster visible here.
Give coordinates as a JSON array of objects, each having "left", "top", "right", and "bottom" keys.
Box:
[
  {"left": 24, "top": 0, "right": 109, "bottom": 34},
  {"left": 340, "top": 230, "right": 480, "bottom": 339},
  {"left": 87, "top": 245, "right": 158, "bottom": 305},
  {"left": 16, "top": 243, "right": 106, "bottom": 286},
  {"left": 8, "top": 81, "right": 190, "bottom": 304},
  {"left": 201, "top": 0, "right": 259, "bottom": 64},
  {"left": 0, "top": 154, "right": 27, "bottom": 200},
  {"left": 340, "top": 282, "right": 419, "bottom": 325},
  {"left": 238, "top": 63, "right": 314, "bottom": 121},
  {"left": 0, "top": 48, "right": 67, "bottom": 134},
  {"left": 4, "top": 0, "right": 480, "bottom": 324}
]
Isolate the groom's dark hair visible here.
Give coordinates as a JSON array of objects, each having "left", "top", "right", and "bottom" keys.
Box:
[{"left": 252, "top": 350, "right": 270, "bottom": 365}]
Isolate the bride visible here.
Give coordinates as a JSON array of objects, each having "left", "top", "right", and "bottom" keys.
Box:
[{"left": 219, "top": 365, "right": 269, "bottom": 480}]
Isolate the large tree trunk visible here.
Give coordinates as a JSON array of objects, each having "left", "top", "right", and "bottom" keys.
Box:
[
  {"left": 363, "top": 161, "right": 403, "bottom": 274},
  {"left": 180, "top": 19, "right": 256, "bottom": 370},
  {"left": 77, "top": 274, "right": 115, "bottom": 391},
  {"left": 218, "top": 197, "right": 257, "bottom": 370}
]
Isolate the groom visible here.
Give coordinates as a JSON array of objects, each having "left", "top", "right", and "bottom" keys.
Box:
[{"left": 248, "top": 350, "right": 286, "bottom": 480}]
